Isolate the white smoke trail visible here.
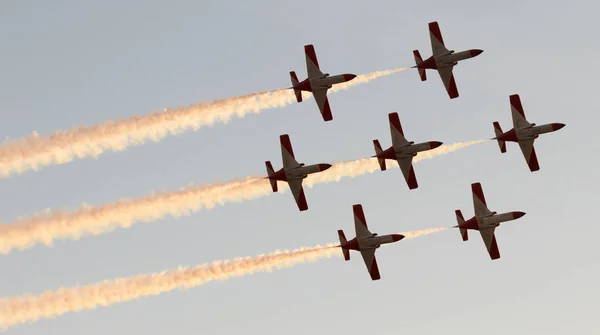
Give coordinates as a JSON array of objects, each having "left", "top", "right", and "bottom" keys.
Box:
[
  {"left": 0, "top": 227, "right": 445, "bottom": 330},
  {"left": 0, "top": 68, "right": 406, "bottom": 178},
  {"left": 0, "top": 140, "right": 483, "bottom": 254}
]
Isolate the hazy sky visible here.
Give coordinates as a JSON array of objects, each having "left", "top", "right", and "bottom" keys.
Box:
[{"left": 0, "top": 1, "right": 598, "bottom": 334}]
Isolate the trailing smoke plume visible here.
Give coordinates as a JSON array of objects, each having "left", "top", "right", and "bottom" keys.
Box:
[
  {"left": 0, "top": 227, "right": 445, "bottom": 330},
  {"left": 0, "top": 140, "right": 483, "bottom": 254},
  {"left": 0, "top": 68, "right": 406, "bottom": 178}
]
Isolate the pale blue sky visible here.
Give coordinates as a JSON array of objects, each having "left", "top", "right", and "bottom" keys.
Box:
[{"left": 0, "top": 1, "right": 598, "bottom": 334}]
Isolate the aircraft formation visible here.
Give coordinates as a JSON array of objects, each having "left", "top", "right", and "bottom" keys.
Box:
[{"left": 268, "top": 21, "right": 565, "bottom": 280}]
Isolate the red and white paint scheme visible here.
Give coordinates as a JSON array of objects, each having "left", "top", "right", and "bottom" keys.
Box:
[
  {"left": 289, "top": 44, "right": 357, "bottom": 121},
  {"left": 454, "top": 182, "right": 526, "bottom": 260},
  {"left": 265, "top": 134, "right": 331, "bottom": 211},
  {"left": 492, "top": 94, "right": 565, "bottom": 172},
  {"left": 412, "top": 21, "right": 483, "bottom": 99},
  {"left": 337, "top": 204, "right": 405, "bottom": 281},
  {"left": 373, "top": 112, "right": 442, "bottom": 190}
]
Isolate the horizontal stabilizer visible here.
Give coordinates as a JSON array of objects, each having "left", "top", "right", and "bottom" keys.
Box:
[
  {"left": 493, "top": 122, "right": 506, "bottom": 153},
  {"left": 337, "top": 230, "right": 350, "bottom": 261},
  {"left": 265, "top": 161, "right": 278, "bottom": 192},
  {"left": 289, "top": 71, "right": 302, "bottom": 103},
  {"left": 373, "top": 139, "right": 386, "bottom": 171},
  {"left": 455, "top": 210, "right": 468, "bottom": 241},
  {"left": 413, "top": 50, "right": 427, "bottom": 81}
]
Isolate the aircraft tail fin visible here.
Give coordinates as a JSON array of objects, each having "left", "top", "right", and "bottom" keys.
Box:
[
  {"left": 373, "top": 140, "right": 387, "bottom": 171},
  {"left": 337, "top": 230, "right": 350, "bottom": 261},
  {"left": 493, "top": 122, "right": 506, "bottom": 153},
  {"left": 455, "top": 210, "right": 468, "bottom": 241},
  {"left": 265, "top": 161, "right": 278, "bottom": 192},
  {"left": 289, "top": 71, "right": 302, "bottom": 102},
  {"left": 412, "top": 50, "right": 427, "bottom": 81}
]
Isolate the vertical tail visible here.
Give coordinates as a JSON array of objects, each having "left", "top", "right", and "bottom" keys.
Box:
[
  {"left": 265, "top": 161, "right": 278, "bottom": 192},
  {"left": 413, "top": 50, "right": 427, "bottom": 81},
  {"left": 455, "top": 210, "right": 468, "bottom": 241},
  {"left": 373, "top": 140, "right": 387, "bottom": 171},
  {"left": 289, "top": 71, "right": 302, "bottom": 103},
  {"left": 493, "top": 122, "right": 506, "bottom": 153},
  {"left": 337, "top": 230, "right": 350, "bottom": 261}
]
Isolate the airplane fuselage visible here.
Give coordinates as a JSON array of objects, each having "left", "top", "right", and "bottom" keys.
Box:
[
  {"left": 341, "top": 233, "right": 404, "bottom": 251},
  {"left": 459, "top": 211, "right": 525, "bottom": 231},
  {"left": 497, "top": 123, "right": 565, "bottom": 142},
  {"left": 418, "top": 49, "right": 483, "bottom": 70},
  {"left": 268, "top": 163, "right": 331, "bottom": 182},
  {"left": 379, "top": 141, "right": 443, "bottom": 160},
  {"left": 294, "top": 73, "right": 356, "bottom": 92}
]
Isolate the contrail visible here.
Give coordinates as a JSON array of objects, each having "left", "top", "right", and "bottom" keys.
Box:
[
  {"left": 0, "top": 140, "right": 483, "bottom": 254},
  {"left": 0, "top": 68, "right": 406, "bottom": 178},
  {"left": 0, "top": 227, "right": 445, "bottom": 330}
]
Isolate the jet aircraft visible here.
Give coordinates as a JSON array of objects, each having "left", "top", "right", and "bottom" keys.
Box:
[
  {"left": 412, "top": 21, "right": 483, "bottom": 99},
  {"left": 289, "top": 44, "right": 357, "bottom": 121},
  {"left": 338, "top": 204, "right": 405, "bottom": 280},
  {"left": 373, "top": 112, "right": 443, "bottom": 189},
  {"left": 493, "top": 94, "right": 566, "bottom": 172},
  {"left": 454, "top": 182, "right": 526, "bottom": 260},
  {"left": 265, "top": 134, "right": 332, "bottom": 211}
]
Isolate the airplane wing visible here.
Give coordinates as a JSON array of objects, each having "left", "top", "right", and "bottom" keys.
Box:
[
  {"left": 353, "top": 204, "right": 372, "bottom": 238},
  {"left": 518, "top": 139, "right": 540, "bottom": 172},
  {"left": 471, "top": 182, "right": 492, "bottom": 217},
  {"left": 280, "top": 134, "right": 300, "bottom": 169},
  {"left": 287, "top": 178, "right": 308, "bottom": 211},
  {"left": 304, "top": 44, "right": 324, "bottom": 78},
  {"left": 312, "top": 88, "right": 333, "bottom": 121},
  {"left": 359, "top": 248, "right": 381, "bottom": 280},
  {"left": 437, "top": 65, "right": 459, "bottom": 99},
  {"left": 429, "top": 21, "right": 450, "bottom": 56},
  {"left": 509, "top": 94, "right": 531, "bottom": 129},
  {"left": 397, "top": 157, "right": 418, "bottom": 189},
  {"left": 388, "top": 112, "right": 409, "bottom": 147},
  {"left": 479, "top": 227, "right": 501, "bottom": 260}
]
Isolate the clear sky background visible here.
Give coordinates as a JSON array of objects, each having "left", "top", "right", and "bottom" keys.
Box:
[{"left": 0, "top": 1, "right": 598, "bottom": 334}]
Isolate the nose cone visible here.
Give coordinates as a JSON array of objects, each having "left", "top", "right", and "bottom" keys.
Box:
[
  {"left": 513, "top": 211, "right": 526, "bottom": 219},
  {"left": 344, "top": 74, "right": 357, "bottom": 81},
  {"left": 318, "top": 164, "right": 332, "bottom": 171},
  {"left": 552, "top": 123, "right": 566, "bottom": 131},
  {"left": 470, "top": 49, "right": 484, "bottom": 57},
  {"left": 392, "top": 234, "right": 405, "bottom": 242},
  {"left": 429, "top": 141, "right": 443, "bottom": 149}
]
